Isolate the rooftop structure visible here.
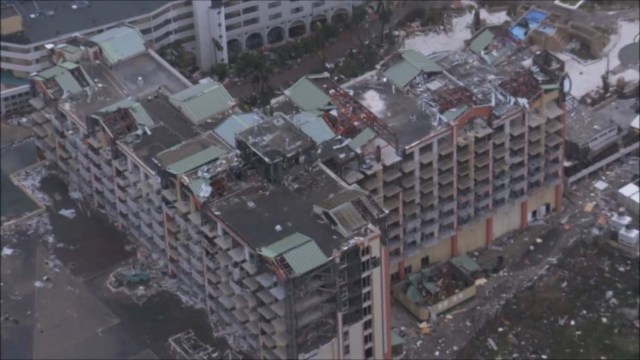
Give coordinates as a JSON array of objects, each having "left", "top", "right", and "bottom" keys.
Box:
[
  {"left": 89, "top": 25, "right": 147, "bottom": 66},
  {"left": 169, "top": 79, "right": 236, "bottom": 125}
]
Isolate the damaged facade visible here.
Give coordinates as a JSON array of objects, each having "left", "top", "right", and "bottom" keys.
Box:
[
  {"left": 29, "top": 25, "right": 392, "bottom": 360},
  {"left": 277, "top": 29, "right": 567, "bottom": 283},
  {"left": 30, "top": 15, "right": 568, "bottom": 359}
]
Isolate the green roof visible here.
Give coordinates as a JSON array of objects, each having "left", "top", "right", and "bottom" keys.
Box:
[
  {"left": 384, "top": 51, "right": 443, "bottom": 89},
  {"left": 392, "top": 331, "right": 406, "bottom": 347},
  {"left": 401, "top": 50, "right": 444, "bottom": 73},
  {"left": 348, "top": 128, "right": 376, "bottom": 151},
  {"left": 282, "top": 241, "right": 327, "bottom": 276},
  {"left": 215, "top": 113, "right": 263, "bottom": 147},
  {"left": 258, "top": 233, "right": 328, "bottom": 277},
  {"left": 35, "top": 64, "right": 83, "bottom": 94},
  {"left": 290, "top": 112, "right": 336, "bottom": 144},
  {"left": 443, "top": 105, "right": 468, "bottom": 122},
  {"left": 187, "top": 178, "right": 207, "bottom": 200},
  {"left": 469, "top": 29, "right": 495, "bottom": 54},
  {"left": 384, "top": 59, "right": 421, "bottom": 89},
  {"left": 284, "top": 76, "right": 331, "bottom": 115},
  {"left": 169, "top": 80, "right": 235, "bottom": 124},
  {"left": 166, "top": 145, "right": 227, "bottom": 175},
  {"left": 406, "top": 284, "right": 422, "bottom": 303},
  {"left": 90, "top": 26, "right": 146, "bottom": 65},
  {"left": 98, "top": 98, "right": 154, "bottom": 127},
  {"left": 450, "top": 253, "right": 481, "bottom": 273},
  {"left": 541, "top": 83, "right": 560, "bottom": 90},
  {"left": 1, "top": 70, "right": 29, "bottom": 87}
]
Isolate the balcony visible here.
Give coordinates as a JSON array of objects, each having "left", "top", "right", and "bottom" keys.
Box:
[
  {"left": 384, "top": 197, "right": 400, "bottom": 210},
  {"left": 546, "top": 118, "right": 563, "bottom": 133},
  {"left": 529, "top": 128, "right": 543, "bottom": 141},
  {"left": 510, "top": 123, "right": 525, "bottom": 136},
  {"left": 474, "top": 140, "right": 490, "bottom": 153},
  {"left": 438, "top": 171, "right": 454, "bottom": 185},
  {"left": 438, "top": 157, "right": 453, "bottom": 170},
  {"left": 528, "top": 142, "right": 544, "bottom": 155},
  {"left": 474, "top": 167, "right": 490, "bottom": 181},
  {"left": 458, "top": 175, "right": 472, "bottom": 189},
  {"left": 401, "top": 175, "right": 417, "bottom": 189},
  {"left": 176, "top": 199, "right": 190, "bottom": 214},
  {"left": 404, "top": 188, "right": 418, "bottom": 202},
  {"left": 458, "top": 148, "right": 472, "bottom": 161},
  {"left": 510, "top": 137, "right": 525, "bottom": 150},
  {"left": 420, "top": 166, "right": 434, "bottom": 179},
  {"left": 383, "top": 168, "right": 401, "bottom": 182},
  {"left": 401, "top": 160, "right": 417, "bottom": 173},
  {"left": 439, "top": 184, "right": 455, "bottom": 198},
  {"left": 546, "top": 133, "right": 563, "bottom": 147},
  {"left": 362, "top": 176, "right": 380, "bottom": 191},
  {"left": 438, "top": 142, "right": 453, "bottom": 156},
  {"left": 493, "top": 131, "right": 506, "bottom": 144},
  {"left": 420, "top": 151, "right": 435, "bottom": 164},
  {"left": 384, "top": 184, "right": 402, "bottom": 197}
]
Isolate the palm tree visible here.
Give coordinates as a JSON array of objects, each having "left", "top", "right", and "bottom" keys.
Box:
[
  {"left": 375, "top": 0, "right": 393, "bottom": 46},
  {"left": 250, "top": 54, "right": 273, "bottom": 107}
]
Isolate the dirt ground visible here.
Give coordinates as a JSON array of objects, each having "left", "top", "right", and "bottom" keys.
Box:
[{"left": 393, "top": 155, "right": 640, "bottom": 359}]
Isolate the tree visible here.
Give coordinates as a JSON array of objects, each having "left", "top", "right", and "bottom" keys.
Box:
[
  {"left": 601, "top": 73, "right": 610, "bottom": 95},
  {"left": 375, "top": 0, "right": 393, "bottom": 46},
  {"left": 211, "top": 63, "right": 228, "bottom": 82},
  {"left": 473, "top": 8, "right": 482, "bottom": 32}
]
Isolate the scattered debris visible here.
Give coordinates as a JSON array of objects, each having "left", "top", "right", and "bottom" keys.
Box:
[
  {"left": 57, "top": 208, "right": 76, "bottom": 219},
  {"left": 593, "top": 181, "right": 609, "bottom": 190},
  {"left": 584, "top": 202, "right": 596, "bottom": 212},
  {"left": 487, "top": 338, "right": 497, "bottom": 351},
  {"left": 2, "top": 247, "right": 17, "bottom": 257}
]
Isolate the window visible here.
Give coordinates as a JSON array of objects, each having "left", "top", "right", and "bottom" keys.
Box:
[
  {"left": 268, "top": 1, "right": 281, "bottom": 8},
  {"left": 421, "top": 256, "right": 430, "bottom": 269},
  {"left": 344, "top": 345, "right": 350, "bottom": 355},
  {"left": 364, "top": 333, "right": 372, "bottom": 344},
  {"left": 312, "top": 0, "right": 325, "bottom": 7},
  {"left": 268, "top": 13, "right": 282, "bottom": 20},
  {"left": 290, "top": 6, "right": 303, "bottom": 14},
  {"left": 363, "top": 291, "right": 371, "bottom": 303},
  {"left": 391, "top": 272, "right": 399, "bottom": 282},
  {"left": 226, "top": 10, "right": 241, "bottom": 19},
  {"left": 363, "top": 305, "right": 371, "bottom": 316},
  {"left": 243, "top": 5, "right": 258, "bottom": 14},
  {"left": 364, "top": 318, "right": 372, "bottom": 330},
  {"left": 361, "top": 259, "right": 370, "bottom": 272},
  {"left": 343, "top": 331, "right": 349, "bottom": 341},
  {"left": 365, "top": 347, "right": 373, "bottom": 358},
  {"left": 405, "top": 265, "right": 412, "bottom": 275},
  {"left": 226, "top": 22, "right": 242, "bottom": 31},
  {"left": 361, "top": 246, "right": 370, "bottom": 257},
  {"left": 243, "top": 17, "right": 259, "bottom": 26},
  {"left": 362, "top": 275, "right": 370, "bottom": 288}
]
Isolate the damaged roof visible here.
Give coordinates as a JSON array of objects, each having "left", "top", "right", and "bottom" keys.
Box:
[
  {"left": 97, "top": 98, "right": 154, "bottom": 128},
  {"left": 34, "top": 62, "right": 89, "bottom": 94},
  {"left": 290, "top": 112, "right": 336, "bottom": 145},
  {"left": 215, "top": 113, "right": 263, "bottom": 148},
  {"left": 469, "top": 28, "right": 496, "bottom": 54},
  {"left": 383, "top": 50, "right": 443, "bottom": 89},
  {"left": 258, "top": 233, "right": 328, "bottom": 277},
  {"left": 284, "top": 75, "right": 332, "bottom": 115},
  {"left": 169, "top": 79, "right": 235, "bottom": 125},
  {"left": 89, "top": 25, "right": 146, "bottom": 65},
  {"left": 164, "top": 144, "right": 227, "bottom": 175}
]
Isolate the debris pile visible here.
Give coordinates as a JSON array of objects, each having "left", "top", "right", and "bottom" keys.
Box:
[{"left": 10, "top": 161, "right": 52, "bottom": 207}]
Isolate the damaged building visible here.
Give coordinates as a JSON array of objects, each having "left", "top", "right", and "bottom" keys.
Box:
[
  {"left": 29, "top": 25, "right": 393, "bottom": 360},
  {"left": 277, "top": 32, "right": 566, "bottom": 283}
]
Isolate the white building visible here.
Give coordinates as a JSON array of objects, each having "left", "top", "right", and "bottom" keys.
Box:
[
  {"left": 1, "top": 70, "right": 32, "bottom": 118},
  {"left": 193, "top": 0, "right": 360, "bottom": 71},
  {"left": 1, "top": 1, "right": 195, "bottom": 77}
]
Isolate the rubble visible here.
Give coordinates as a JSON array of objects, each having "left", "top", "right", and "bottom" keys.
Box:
[
  {"left": 2, "top": 247, "right": 17, "bottom": 257},
  {"left": 57, "top": 209, "right": 76, "bottom": 219},
  {"left": 10, "top": 161, "right": 52, "bottom": 207}
]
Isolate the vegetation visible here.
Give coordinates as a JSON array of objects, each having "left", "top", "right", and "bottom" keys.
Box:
[
  {"left": 332, "top": 43, "right": 380, "bottom": 79},
  {"left": 375, "top": 0, "right": 393, "bottom": 45},
  {"left": 210, "top": 63, "right": 228, "bottom": 82},
  {"left": 396, "top": 6, "right": 447, "bottom": 29}
]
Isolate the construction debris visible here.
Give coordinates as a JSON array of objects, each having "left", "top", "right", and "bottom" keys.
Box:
[
  {"left": 2, "top": 247, "right": 17, "bottom": 257},
  {"left": 57, "top": 209, "right": 76, "bottom": 219}
]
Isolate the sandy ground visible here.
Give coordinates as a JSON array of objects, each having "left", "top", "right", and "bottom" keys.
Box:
[{"left": 393, "top": 155, "right": 640, "bottom": 359}]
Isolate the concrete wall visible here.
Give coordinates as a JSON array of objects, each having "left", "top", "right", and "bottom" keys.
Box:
[
  {"left": 404, "top": 237, "right": 451, "bottom": 272},
  {"left": 492, "top": 202, "right": 522, "bottom": 239},
  {"left": 527, "top": 186, "right": 556, "bottom": 219},
  {"left": 347, "top": 321, "right": 365, "bottom": 360},
  {"left": 457, "top": 219, "right": 487, "bottom": 254}
]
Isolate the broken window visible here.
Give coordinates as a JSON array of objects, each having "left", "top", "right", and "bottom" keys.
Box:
[
  {"left": 364, "top": 333, "right": 372, "bottom": 344},
  {"left": 364, "top": 318, "right": 372, "bottom": 330},
  {"left": 363, "top": 305, "right": 371, "bottom": 316},
  {"left": 363, "top": 291, "right": 371, "bottom": 303}
]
